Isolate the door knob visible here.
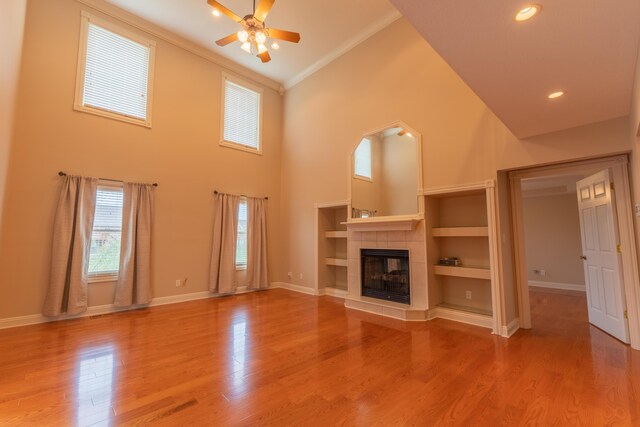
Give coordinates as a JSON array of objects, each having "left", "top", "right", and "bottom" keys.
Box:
[{"left": 580, "top": 255, "right": 587, "bottom": 260}]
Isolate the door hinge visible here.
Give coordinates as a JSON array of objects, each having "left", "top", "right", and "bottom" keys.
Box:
[
  {"left": 617, "top": 244, "right": 622, "bottom": 254},
  {"left": 610, "top": 182, "right": 615, "bottom": 190},
  {"left": 624, "top": 310, "right": 628, "bottom": 319}
]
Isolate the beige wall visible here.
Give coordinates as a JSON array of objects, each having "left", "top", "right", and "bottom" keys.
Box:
[
  {"left": 0, "top": 0, "right": 28, "bottom": 243},
  {"left": 0, "top": 0, "right": 283, "bottom": 319},
  {"left": 381, "top": 134, "right": 418, "bottom": 216},
  {"left": 522, "top": 193, "right": 585, "bottom": 288},
  {"left": 280, "top": 18, "right": 633, "bottom": 327}
]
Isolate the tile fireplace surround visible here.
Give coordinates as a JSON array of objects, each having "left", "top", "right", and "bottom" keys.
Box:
[{"left": 345, "top": 222, "right": 428, "bottom": 320}]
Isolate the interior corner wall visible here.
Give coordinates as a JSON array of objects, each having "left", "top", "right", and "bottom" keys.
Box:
[
  {"left": 0, "top": 0, "right": 28, "bottom": 243},
  {"left": 0, "top": 0, "right": 283, "bottom": 320},
  {"left": 521, "top": 194, "right": 585, "bottom": 289}
]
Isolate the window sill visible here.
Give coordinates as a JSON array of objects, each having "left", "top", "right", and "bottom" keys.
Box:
[
  {"left": 353, "top": 175, "right": 372, "bottom": 183},
  {"left": 236, "top": 265, "right": 247, "bottom": 271},
  {"left": 220, "top": 140, "right": 262, "bottom": 156},
  {"left": 88, "top": 274, "right": 118, "bottom": 284},
  {"left": 73, "top": 104, "right": 152, "bottom": 128}
]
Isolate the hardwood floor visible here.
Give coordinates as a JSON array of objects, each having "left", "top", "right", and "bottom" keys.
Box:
[{"left": 0, "top": 288, "right": 639, "bottom": 426}]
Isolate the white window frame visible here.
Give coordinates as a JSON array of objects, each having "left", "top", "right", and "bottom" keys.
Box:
[
  {"left": 74, "top": 11, "right": 156, "bottom": 128},
  {"left": 353, "top": 138, "right": 373, "bottom": 182},
  {"left": 87, "top": 182, "right": 124, "bottom": 283},
  {"left": 220, "top": 72, "right": 264, "bottom": 155},
  {"left": 236, "top": 198, "right": 248, "bottom": 270}
]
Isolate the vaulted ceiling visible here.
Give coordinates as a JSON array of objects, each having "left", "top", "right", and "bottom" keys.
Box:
[{"left": 104, "top": 0, "right": 640, "bottom": 139}]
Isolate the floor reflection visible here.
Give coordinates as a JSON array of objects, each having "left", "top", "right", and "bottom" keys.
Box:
[
  {"left": 76, "top": 345, "right": 115, "bottom": 426},
  {"left": 229, "top": 309, "right": 249, "bottom": 395}
]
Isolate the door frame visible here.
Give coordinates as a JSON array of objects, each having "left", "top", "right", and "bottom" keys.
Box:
[{"left": 509, "top": 155, "right": 640, "bottom": 349}]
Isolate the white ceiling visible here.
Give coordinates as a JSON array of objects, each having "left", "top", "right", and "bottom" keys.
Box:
[
  {"left": 388, "top": 0, "right": 640, "bottom": 138},
  {"left": 104, "top": 0, "right": 400, "bottom": 88}
]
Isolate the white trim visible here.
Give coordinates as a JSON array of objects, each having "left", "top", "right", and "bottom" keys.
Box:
[
  {"left": 320, "top": 287, "right": 348, "bottom": 298},
  {"left": 344, "top": 296, "right": 428, "bottom": 321},
  {"left": 73, "top": 11, "right": 156, "bottom": 128},
  {"left": 75, "top": 0, "right": 281, "bottom": 92},
  {"left": 427, "top": 306, "right": 494, "bottom": 329},
  {"left": 423, "top": 180, "right": 493, "bottom": 196},
  {"left": 528, "top": 280, "right": 586, "bottom": 292},
  {"left": 284, "top": 10, "right": 402, "bottom": 90},
  {"left": 0, "top": 286, "right": 266, "bottom": 330},
  {"left": 500, "top": 318, "right": 520, "bottom": 337},
  {"left": 271, "top": 281, "right": 319, "bottom": 296}
]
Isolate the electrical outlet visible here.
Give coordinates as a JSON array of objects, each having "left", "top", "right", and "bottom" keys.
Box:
[
  {"left": 465, "top": 291, "right": 472, "bottom": 300},
  {"left": 635, "top": 203, "right": 640, "bottom": 217},
  {"left": 175, "top": 279, "right": 181, "bottom": 287},
  {"left": 299, "top": 273, "right": 303, "bottom": 280},
  {"left": 287, "top": 272, "right": 292, "bottom": 279}
]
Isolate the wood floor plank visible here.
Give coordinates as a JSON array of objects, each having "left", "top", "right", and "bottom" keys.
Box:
[{"left": 1, "top": 288, "right": 639, "bottom": 425}]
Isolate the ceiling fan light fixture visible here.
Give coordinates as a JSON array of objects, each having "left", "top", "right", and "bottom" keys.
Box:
[
  {"left": 515, "top": 5, "right": 540, "bottom": 21},
  {"left": 240, "top": 42, "right": 251, "bottom": 53},
  {"left": 237, "top": 30, "right": 249, "bottom": 43},
  {"left": 257, "top": 43, "right": 268, "bottom": 54},
  {"left": 255, "top": 31, "right": 267, "bottom": 45}
]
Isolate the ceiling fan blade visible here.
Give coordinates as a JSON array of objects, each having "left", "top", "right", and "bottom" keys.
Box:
[
  {"left": 258, "top": 50, "right": 271, "bottom": 63},
  {"left": 267, "top": 28, "right": 301, "bottom": 43},
  {"left": 207, "top": 0, "right": 243, "bottom": 22},
  {"left": 215, "top": 33, "right": 239, "bottom": 46},
  {"left": 254, "top": 0, "right": 275, "bottom": 23}
]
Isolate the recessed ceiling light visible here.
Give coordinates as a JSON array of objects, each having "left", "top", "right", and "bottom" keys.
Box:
[
  {"left": 548, "top": 91, "right": 564, "bottom": 99},
  {"left": 211, "top": 9, "right": 221, "bottom": 17},
  {"left": 515, "top": 5, "right": 541, "bottom": 21},
  {"left": 271, "top": 42, "right": 280, "bottom": 50},
  {"left": 406, "top": 132, "right": 413, "bottom": 138}
]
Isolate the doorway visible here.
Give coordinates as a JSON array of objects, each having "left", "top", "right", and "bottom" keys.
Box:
[{"left": 509, "top": 155, "right": 640, "bottom": 349}]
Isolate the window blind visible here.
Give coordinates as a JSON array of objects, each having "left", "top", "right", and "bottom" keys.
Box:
[
  {"left": 83, "top": 23, "right": 150, "bottom": 120},
  {"left": 224, "top": 80, "right": 261, "bottom": 150},
  {"left": 354, "top": 138, "right": 372, "bottom": 179},
  {"left": 88, "top": 187, "right": 124, "bottom": 275},
  {"left": 236, "top": 200, "right": 248, "bottom": 267}
]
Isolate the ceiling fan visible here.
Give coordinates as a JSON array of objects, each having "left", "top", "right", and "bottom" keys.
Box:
[{"left": 208, "top": 0, "right": 301, "bottom": 63}]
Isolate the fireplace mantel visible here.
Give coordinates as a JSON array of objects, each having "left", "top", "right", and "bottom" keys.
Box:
[{"left": 343, "top": 215, "right": 422, "bottom": 231}]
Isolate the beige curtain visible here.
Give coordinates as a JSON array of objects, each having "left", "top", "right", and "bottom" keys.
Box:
[
  {"left": 209, "top": 193, "right": 240, "bottom": 294},
  {"left": 114, "top": 183, "right": 154, "bottom": 307},
  {"left": 43, "top": 175, "right": 98, "bottom": 316},
  {"left": 247, "top": 197, "right": 269, "bottom": 289}
]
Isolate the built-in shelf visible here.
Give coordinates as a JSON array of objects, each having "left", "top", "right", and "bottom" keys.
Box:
[
  {"left": 325, "top": 258, "right": 348, "bottom": 267},
  {"left": 436, "top": 302, "right": 492, "bottom": 317},
  {"left": 432, "top": 227, "right": 488, "bottom": 237},
  {"left": 343, "top": 216, "right": 422, "bottom": 231},
  {"left": 325, "top": 231, "right": 348, "bottom": 239},
  {"left": 433, "top": 265, "right": 491, "bottom": 280}
]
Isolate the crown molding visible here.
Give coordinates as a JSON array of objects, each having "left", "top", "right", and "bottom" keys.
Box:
[
  {"left": 283, "top": 10, "right": 402, "bottom": 90},
  {"left": 75, "top": 0, "right": 282, "bottom": 92}
]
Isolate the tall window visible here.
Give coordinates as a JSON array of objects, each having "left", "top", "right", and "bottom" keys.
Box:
[
  {"left": 88, "top": 186, "right": 124, "bottom": 281},
  {"left": 74, "top": 12, "right": 156, "bottom": 127},
  {"left": 236, "top": 199, "right": 248, "bottom": 269},
  {"left": 354, "top": 138, "right": 372, "bottom": 180},
  {"left": 221, "top": 74, "right": 263, "bottom": 154}
]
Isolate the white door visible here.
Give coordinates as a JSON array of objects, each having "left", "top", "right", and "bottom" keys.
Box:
[{"left": 576, "top": 170, "right": 629, "bottom": 343}]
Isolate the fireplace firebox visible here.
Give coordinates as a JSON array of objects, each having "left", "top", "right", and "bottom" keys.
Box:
[{"left": 360, "top": 249, "right": 410, "bottom": 304}]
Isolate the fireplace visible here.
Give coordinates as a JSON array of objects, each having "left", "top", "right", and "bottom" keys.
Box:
[{"left": 361, "top": 249, "right": 410, "bottom": 304}]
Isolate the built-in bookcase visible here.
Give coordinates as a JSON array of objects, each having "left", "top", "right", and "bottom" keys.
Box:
[
  {"left": 424, "top": 182, "right": 500, "bottom": 332},
  {"left": 315, "top": 202, "right": 348, "bottom": 296}
]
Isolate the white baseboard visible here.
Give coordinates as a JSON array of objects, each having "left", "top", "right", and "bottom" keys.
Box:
[
  {"left": 528, "top": 280, "right": 586, "bottom": 292},
  {"left": 428, "top": 307, "right": 493, "bottom": 330},
  {"left": 270, "top": 281, "right": 319, "bottom": 296},
  {"left": 321, "top": 287, "right": 348, "bottom": 298},
  {"left": 501, "top": 317, "right": 520, "bottom": 337},
  {"left": 0, "top": 286, "right": 267, "bottom": 330}
]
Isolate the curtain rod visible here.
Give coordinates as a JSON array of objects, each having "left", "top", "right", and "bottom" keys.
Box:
[
  {"left": 58, "top": 171, "right": 158, "bottom": 187},
  {"left": 214, "top": 190, "right": 268, "bottom": 200}
]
